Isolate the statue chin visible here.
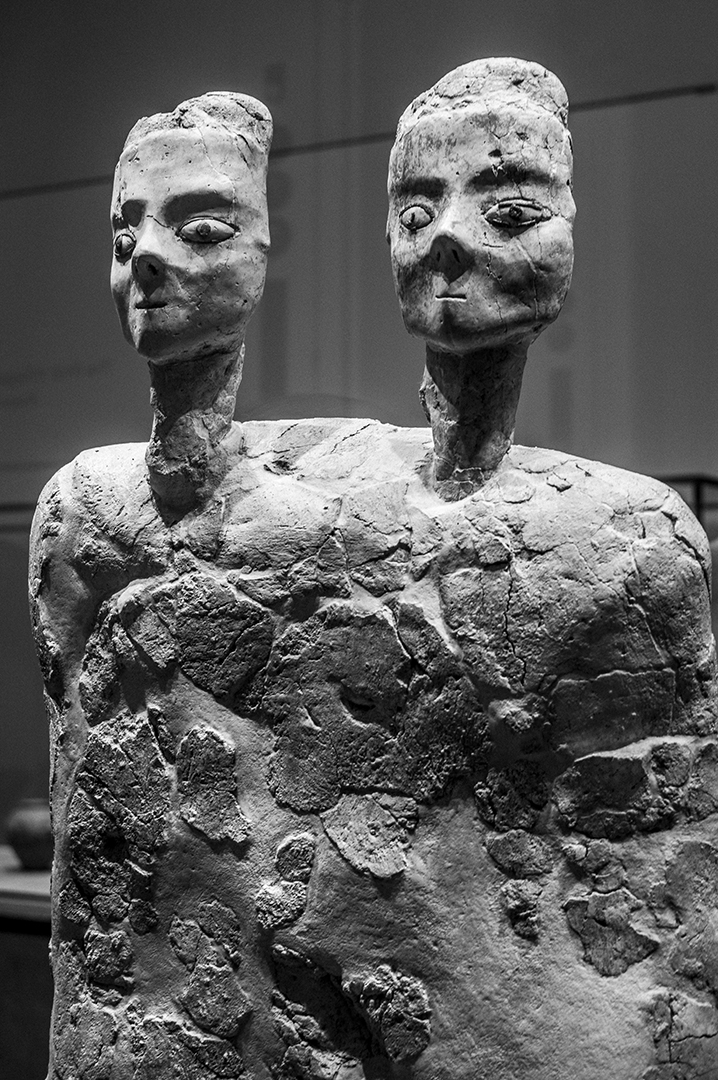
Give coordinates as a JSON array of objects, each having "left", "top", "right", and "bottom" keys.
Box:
[{"left": 407, "top": 314, "right": 553, "bottom": 355}]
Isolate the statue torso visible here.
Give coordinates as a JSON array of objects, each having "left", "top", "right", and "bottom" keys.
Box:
[{"left": 33, "top": 419, "right": 718, "bottom": 1079}]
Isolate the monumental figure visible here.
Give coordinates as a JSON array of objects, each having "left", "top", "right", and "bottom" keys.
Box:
[{"left": 31, "top": 62, "right": 718, "bottom": 1079}]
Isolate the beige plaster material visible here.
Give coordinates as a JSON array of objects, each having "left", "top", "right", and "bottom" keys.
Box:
[{"left": 31, "top": 64, "right": 718, "bottom": 1079}]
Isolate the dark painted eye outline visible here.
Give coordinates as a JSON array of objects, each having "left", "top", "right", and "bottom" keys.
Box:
[
  {"left": 178, "top": 218, "right": 237, "bottom": 244},
  {"left": 113, "top": 231, "right": 136, "bottom": 261},
  {"left": 484, "top": 200, "right": 552, "bottom": 231},
  {"left": 399, "top": 204, "right": 434, "bottom": 233}
]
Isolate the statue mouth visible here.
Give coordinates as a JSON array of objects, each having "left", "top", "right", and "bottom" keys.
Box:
[
  {"left": 435, "top": 294, "right": 466, "bottom": 301},
  {"left": 135, "top": 300, "right": 168, "bottom": 310}
]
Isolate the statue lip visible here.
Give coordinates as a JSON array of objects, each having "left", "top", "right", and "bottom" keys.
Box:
[
  {"left": 435, "top": 293, "right": 467, "bottom": 301},
  {"left": 135, "top": 300, "right": 168, "bottom": 310}
]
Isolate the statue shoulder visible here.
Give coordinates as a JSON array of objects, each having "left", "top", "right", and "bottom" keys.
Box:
[
  {"left": 512, "top": 445, "right": 708, "bottom": 557},
  {"left": 509, "top": 447, "right": 716, "bottom": 732},
  {"left": 31, "top": 443, "right": 150, "bottom": 547},
  {"left": 30, "top": 442, "right": 156, "bottom": 619},
  {"left": 29, "top": 444, "right": 164, "bottom": 702},
  {"left": 565, "top": 454, "right": 709, "bottom": 566},
  {"left": 508, "top": 444, "right": 712, "bottom": 618}
]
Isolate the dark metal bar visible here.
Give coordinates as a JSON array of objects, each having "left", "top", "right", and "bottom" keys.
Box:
[
  {"left": 0, "top": 173, "right": 115, "bottom": 202},
  {"left": 569, "top": 82, "right": 716, "bottom": 113}
]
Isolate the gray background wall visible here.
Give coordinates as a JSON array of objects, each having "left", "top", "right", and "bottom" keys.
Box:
[{"left": 1, "top": 0, "right": 716, "bottom": 829}]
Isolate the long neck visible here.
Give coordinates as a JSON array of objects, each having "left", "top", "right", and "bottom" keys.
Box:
[
  {"left": 420, "top": 343, "right": 527, "bottom": 500},
  {"left": 146, "top": 348, "right": 243, "bottom": 519}
]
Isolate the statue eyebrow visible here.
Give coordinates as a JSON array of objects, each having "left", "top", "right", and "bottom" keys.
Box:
[
  {"left": 391, "top": 177, "right": 445, "bottom": 201},
  {"left": 163, "top": 189, "right": 237, "bottom": 221},
  {"left": 113, "top": 198, "right": 144, "bottom": 228},
  {"left": 111, "top": 189, "right": 238, "bottom": 230},
  {"left": 471, "top": 161, "right": 552, "bottom": 186},
  {"left": 391, "top": 160, "right": 555, "bottom": 203}
]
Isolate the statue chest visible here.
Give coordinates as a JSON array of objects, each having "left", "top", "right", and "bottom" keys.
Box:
[{"left": 77, "top": 472, "right": 660, "bottom": 795}]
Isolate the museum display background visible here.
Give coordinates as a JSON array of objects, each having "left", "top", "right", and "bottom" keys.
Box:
[{"left": 0, "top": 0, "right": 716, "bottom": 948}]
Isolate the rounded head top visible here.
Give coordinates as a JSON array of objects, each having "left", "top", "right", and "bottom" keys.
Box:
[
  {"left": 395, "top": 57, "right": 570, "bottom": 141},
  {"left": 123, "top": 91, "right": 273, "bottom": 173}
]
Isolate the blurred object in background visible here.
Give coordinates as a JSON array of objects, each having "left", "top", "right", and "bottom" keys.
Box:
[{"left": 5, "top": 798, "right": 52, "bottom": 871}]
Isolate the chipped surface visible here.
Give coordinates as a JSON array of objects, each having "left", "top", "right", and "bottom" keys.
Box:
[
  {"left": 321, "top": 793, "right": 410, "bottom": 879},
  {"left": 564, "top": 888, "right": 659, "bottom": 976},
  {"left": 177, "top": 727, "right": 251, "bottom": 846}
]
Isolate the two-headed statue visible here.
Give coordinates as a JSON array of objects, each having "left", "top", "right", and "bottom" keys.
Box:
[{"left": 30, "top": 59, "right": 718, "bottom": 1079}]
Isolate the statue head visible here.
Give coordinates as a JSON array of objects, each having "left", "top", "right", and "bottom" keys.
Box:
[
  {"left": 111, "top": 92, "right": 272, "bottom": 365},
  {"left": 387, "top": 58, "right": 575, "bottom": 355}
]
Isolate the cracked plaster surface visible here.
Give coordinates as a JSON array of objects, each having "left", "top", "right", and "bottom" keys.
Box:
[{"left": 31, "top": 416, "right": 718, "bottom": 1079}]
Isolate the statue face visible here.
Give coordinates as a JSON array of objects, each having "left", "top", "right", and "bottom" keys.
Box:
[
  {"left": 111, "top": 125, "right": 269, "bottom": 363},
  {"left": 387, "top": 104, "right": 575, "bottom": 354}
]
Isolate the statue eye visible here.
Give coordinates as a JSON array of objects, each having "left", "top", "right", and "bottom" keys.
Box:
[
  {"left": 178, "top": 218, "right": 236, "bottom": 244},
  {"left": 485, "top": 201, "right": 550, "bottom": 230},
  {"left": 399, "top": 205, "right": 433, "bottom": 232},
  {"left": 113, "top": 232, "right": 136, "bottom": 260}
]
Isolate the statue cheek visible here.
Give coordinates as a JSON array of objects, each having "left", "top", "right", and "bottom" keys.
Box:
[
  {"left": 474, "top": 245, "right": 537, "bottom": 302},
  {"left": 394, "top": 246, "right": 432, "bottom": 294},
  {"left": 532, "top": 232, "right": 574, "bottom": 307},
  {"left": 532, "top": 216, "right": 573, "bottom": 267}
]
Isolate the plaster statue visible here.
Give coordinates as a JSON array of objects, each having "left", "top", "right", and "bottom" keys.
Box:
[{"left": 31, "top": 62, "right": 718, "bottom": 1080}]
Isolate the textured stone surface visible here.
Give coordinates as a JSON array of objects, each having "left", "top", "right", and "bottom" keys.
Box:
[
  {"left": 320, "top": 793, "right": 413, "bottom": 879},
  {"left": 31, "top": 62, "right": 718, "bottom": 1079},
  {"left": 177, "top": 727, "right": 251, "bottom": 846}
]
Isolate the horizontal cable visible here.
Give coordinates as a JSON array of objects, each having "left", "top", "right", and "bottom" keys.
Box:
[
  {"left": 568, "top": 81, "right": 715, "bottom": 112},
  {"left": 0, "top": 82, "right": 714, "bottom": 203}
]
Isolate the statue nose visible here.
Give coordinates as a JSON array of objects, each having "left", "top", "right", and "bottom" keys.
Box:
[
  {"left": 430, "top": 232, "right": 472, "bottom": 283},
  {"left": 133, "top": 252, "right": 166, "bottom": 296}
]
